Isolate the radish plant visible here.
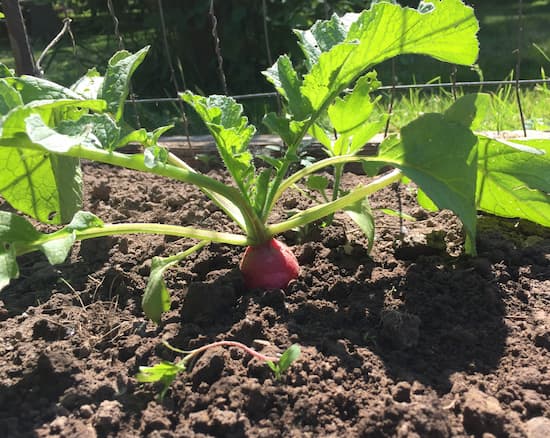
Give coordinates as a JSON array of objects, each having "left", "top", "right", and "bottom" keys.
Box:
[
  {"left": 0, "top": 0, "right": 549, "bottom": 324},
  {"left": 136, "top": 341, "right": 300, "bottom": 400}
]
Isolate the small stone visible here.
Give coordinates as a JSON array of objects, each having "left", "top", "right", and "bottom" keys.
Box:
[
  {"left": 392, "top": 381, "right": 412, "bottom": 403},
  {"left": 93, "top": 400, "right": 122, "bottom": 432},
  {"left": 79, "top": 404, "right": 94, "bottom": 419},
  {"left": 33, "top": 319, "right": 67, "bottom": 341},
  {"left": 525, "top": 417, "right": 550, "bottom": 438},
  {"left": 463, "top": 389, "right": 505, "bottom": 436},
  {"left": 190, "top": 349, "right": 225, "bottom": 386},
  {"left": 534, "top": 327, "right": 550, "bottom": 351}
]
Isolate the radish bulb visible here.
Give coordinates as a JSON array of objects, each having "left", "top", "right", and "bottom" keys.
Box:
[{"left": 240, "top": 238, "right": 300, "bottom": 289}]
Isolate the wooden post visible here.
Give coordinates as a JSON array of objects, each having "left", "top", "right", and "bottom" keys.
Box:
[{"left": 3, "top": 0, "right": 37, "bottom": 75}]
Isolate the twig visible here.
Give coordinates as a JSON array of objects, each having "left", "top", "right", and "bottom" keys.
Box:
[{"left": 36, "top": 18, "right": 72, "bottom": 76}]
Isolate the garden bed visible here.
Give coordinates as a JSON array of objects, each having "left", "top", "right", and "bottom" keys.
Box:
[{"left": 0, "top": 162, "right": 549, "bottom": 437}]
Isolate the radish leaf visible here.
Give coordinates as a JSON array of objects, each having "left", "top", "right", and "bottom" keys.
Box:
[
  {"left": 299, "top": 0, "right": 478, "bottom": 114},
  {"left": 378, "top": 113, "right": 478, "bottom": 253},
  {"left": 100, "top": 46, "right": 149, "bottom": 121},
  {"left": 476, "top": 138, "right": 550, "bottom": 226}
]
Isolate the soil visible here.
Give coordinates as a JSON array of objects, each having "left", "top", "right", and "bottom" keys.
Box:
[{"left": 0, "top": 161, "right": 549, "bottom": 438}]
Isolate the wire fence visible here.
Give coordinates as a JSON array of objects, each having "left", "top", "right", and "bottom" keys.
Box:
[{"left": 7, "top": 0, "right": 550, "bottom": 137}]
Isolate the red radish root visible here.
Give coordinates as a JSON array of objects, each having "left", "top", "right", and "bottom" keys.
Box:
[{"left": 240, "top": 238, "right": 300, "bottom": 289}]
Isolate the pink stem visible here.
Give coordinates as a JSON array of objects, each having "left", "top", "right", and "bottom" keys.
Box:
[{"left": 187, "top": 340, "right": 280, "bottom": 363}]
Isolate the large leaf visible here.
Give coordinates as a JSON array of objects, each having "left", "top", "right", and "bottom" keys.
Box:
[
  {"left": 0, "top": 145, "right": 82, "bottom": 225},
  {"left": 57, "top": 114, "right": 121, "bottom": 151},
  {"left": 0, "top": 211, "right": 103, "bottom": 290},
  {"left": 0, "top": 99, "right": 106, "bottom": 139},
  {"left": 6, "top": 76, "right": 84, "bottom": 103},
  {"left": 100, "top": 47, "right": 149, "bottom": 121},
  {"left": 377, "top": 113, "right": 478, "bottom": 253},
  {"left": 300, "top": 0, "right": 478, "bottom": 112},
  {"left": 476, "top": 137, "right": 550, "bottom": 226},
  {"left": 0, "top": 79, "right": 23, "bottom": 114}
]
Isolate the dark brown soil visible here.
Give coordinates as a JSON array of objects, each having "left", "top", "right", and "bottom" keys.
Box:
[{"left": 1, "top": 162, "right": 549, "bottom": 438}]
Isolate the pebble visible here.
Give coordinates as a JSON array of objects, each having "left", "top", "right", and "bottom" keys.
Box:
[
  {"left": 525, "top": 417, "right": 550, "bottom": 438},
  {"left": 391, "top": 381, "right": 412, "bottom": 403},
  {"left": 462, "top": 388, "right": 505, "bottom": 436},
  {"left": 80, "top": 404, "right": 94, "bottom": 419}
]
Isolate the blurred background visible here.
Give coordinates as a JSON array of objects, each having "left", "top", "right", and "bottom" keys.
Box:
[{"left": 1, "top": 0, "right": 549, "bottom": 133}]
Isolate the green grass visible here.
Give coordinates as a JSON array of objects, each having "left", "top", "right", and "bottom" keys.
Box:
[{"left": 379, "top": 83, "right": 550, "bottom": 134}]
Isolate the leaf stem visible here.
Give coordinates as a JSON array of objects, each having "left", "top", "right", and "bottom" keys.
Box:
[
  {"left": 273, "top": 154, "right": 377, "bottom": 204},
  {"left": 167, "top": 340, "right": 280, "bottom": 363},
  {"left": 267, "top": 168, "right": 402, "bottom": 235},
  {"left": 16, "top": 222, "right": 250, "bottom": 256}
]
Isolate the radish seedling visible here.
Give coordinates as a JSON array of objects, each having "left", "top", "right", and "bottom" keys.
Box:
[
  {"left": 136, "top": 341, "right": 300, "bottom": 400},
  {"left": 1, "top": 1, "right": 549, "bottom": 324}
]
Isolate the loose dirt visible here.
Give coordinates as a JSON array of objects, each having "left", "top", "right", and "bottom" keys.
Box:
[{"left": 0, "top": 162, "right": 548, "bottom": 437}]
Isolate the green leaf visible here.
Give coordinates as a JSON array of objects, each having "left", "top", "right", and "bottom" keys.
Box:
[
  {"left": 144, "top": 145, "right": 168, "bottom": 168},
  {"left": 0, "top": 211, "right": 103, "bottom": 289},
  {"left": 300, "top": 0, "right": 478, "bottom": 113},
  {"left": 343, "top": 197, "right": 375, "bottom": 253},
  {"left": 294, "top": 13, "right": 349, "bottom": 68},
  {"left": 0, "top": 243, "right": 17, "bottom": 290},
  {"left": 263, "top": 112, "right": 306, "bottom": 147},
  {"left": 476, "top": 137, "right": 550, "bottom": 226},
  {"left": 0, "top": 212, "right": 41, "bottom": 289},
  {"left": 57, "top": 114, "right": 121, "bottom": 151},
  {"left": 116, "top": 128, "right": 148, "bottom": 148},
  {"left": 142, "top": 241, "right": 209, "bottom": 323},
  {"left": 0, "top": 79, "right": 23, "bottom": 113},
  {"left": 444, "top": 93, "right": 490, "bottom": 130},
  {"left": 263, "top": 55, "right": 310, "bottom": 119},
  {"left": 149, "top": 125, "right": 173, "bottom": 144},
  {"left": 378, "top": 113, "right": 478, "bottom": 254},
  {"left": 181, "top": 92, "right": 257, "bottom": 204},
  {"left": 41, "top": 211, "right": 105, "bottom": 265},
  {"left": 0, "top": 146, "right": 82, "bottom": 224},
  {"left": 278, "top": 344, "right": 301, "bottom": 373},
  {"left": 1, "top": 99, "right": 107, "bottom": 139},
  {"left": 328, "top": 72, "right": 379, "bottom": 132},
  {"left": 71, "top": 68, "right": 104, "bottom": 100},
  {"left": 6, "top": 76, "right": 84, "bottom": 103},
  {"left": 136, "top": 360, "right": 184, "bottom": 400},
  {"left": 25, "top": 113, "right": 90, "bottom": 152},
  {"left": 99, "top": 46, "right": 149, "bottom": 121},
  {"left": 136, "top": 361, "right": 184, "bottom": 383},
  {"left": 306, "top": 175, "right": 329, "bottom": 192},
  {"left": 142, "top": 256, "right": 173, "bottom": 324},
  {"left": 0, "top": 64, "right": 13, "bottom": 78}
]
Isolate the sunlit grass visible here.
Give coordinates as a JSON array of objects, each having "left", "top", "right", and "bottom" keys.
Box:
[{"left": 378, "top": 82, "right": 550, "bottom": 134}]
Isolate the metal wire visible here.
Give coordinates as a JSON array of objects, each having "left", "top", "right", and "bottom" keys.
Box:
[{"left": 126, "top": 78, "right": 550, "bottom": 104}]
